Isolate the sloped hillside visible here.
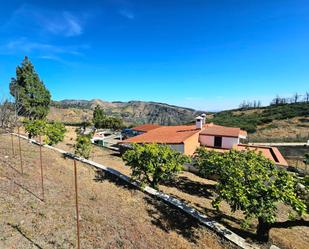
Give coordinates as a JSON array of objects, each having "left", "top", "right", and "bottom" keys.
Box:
[
  {"left": 209, "top": 102, "right": 309, "bottom": 142},
  {"left": 50, "top": 99, "right": 201, "bottom": 125}
]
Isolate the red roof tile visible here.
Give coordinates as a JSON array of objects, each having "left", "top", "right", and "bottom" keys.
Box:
[
  {"left": 121, "top": 125, "right": 201, "bottom": 144},
  {"left": 131, "top": 124, "right": 161, "bottom": 132},
  {"left": 204, "top": 144, "right": 287, "bottom": 166},
  {"left": 235, "top": 144, "right": 288, "bottom": 166},
  {"left": 200, "top": 124, "right": 246, "bottom": 137}
]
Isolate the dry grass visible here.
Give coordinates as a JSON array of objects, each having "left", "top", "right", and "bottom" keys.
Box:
[
  {"left": 249, "top": 116, "right": 309, "bottom": 142},
  {"left": 0, "top": 133, "right": 234, "bottom": 249}
]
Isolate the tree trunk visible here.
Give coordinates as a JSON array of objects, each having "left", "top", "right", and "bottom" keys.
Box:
[
  {"left": 150, "top": 179, "right": 159, "bottom": 190},
  {"left": 257, "top": 217, "right": 270, "bottom": 242}
]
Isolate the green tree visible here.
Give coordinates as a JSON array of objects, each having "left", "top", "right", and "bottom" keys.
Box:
[
  {"left": 74, "top": 134, "right": 92, "bottom": 159},
  {"left": 92, "top": 105, "right": 123, "bottom": 130},
  {"left": 193, "top": 148, "right": 225, "bottom": 177},
  {"left": 122, "top": 143, "right": 189, "bottom": 189},
  {"left": 194, "top": 149, "right": 307, "bottom": 241},
  {"left": 44, "top": 122, "right": 66, "bottom": 145},
  {"left": 10, "top": 56, "right": 51, "bottom": 119},
  {"left": 24, "top": 119, "right": 47, "bottom": 138},
  {"left": 93, "top": 105, "right": 106, "bottom": 128}
]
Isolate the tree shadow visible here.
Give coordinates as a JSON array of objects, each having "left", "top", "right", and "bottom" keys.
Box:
[
  {"left": 197, "top": 205, "right": 259, "bottom": 241},
  {"left": 8, "top": 223, "right": 43, "bottom": 249},
  {"left": 94, "top": 169, "right": 138, "bottom": 192},
  {"left": 271, "top": 219, "right": 309, "bottom": 228},
  {"left": 161, "top": 176, "right": 215, "bottom": 198},
  {"left": 143, "top": 195, "right": 202, "bottom": 243}
]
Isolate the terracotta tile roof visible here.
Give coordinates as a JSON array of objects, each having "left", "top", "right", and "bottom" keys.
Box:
[
  {"left": 131, "top": 124, "right": 161, "bottom": 132},
  {"left": 200, "top": 124, "right": 246, "bottom": 138},
  {"left": 121, "top": 125, "right": 201, "bottom": 144},
  {"left": 204, "top": 145, "right": 287, "bottom": 166},
  {"left": 235, "top": 144, "right": 288, "bottom": 166}
]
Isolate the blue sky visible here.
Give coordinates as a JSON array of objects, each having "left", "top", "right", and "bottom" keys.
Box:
[{"left": 0, "top": 0, "right": 308, "bottom": 111}]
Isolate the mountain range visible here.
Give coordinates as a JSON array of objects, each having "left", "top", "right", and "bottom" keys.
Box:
[{"left": 50, "top": 99, "right": 203, "bottom": 125}]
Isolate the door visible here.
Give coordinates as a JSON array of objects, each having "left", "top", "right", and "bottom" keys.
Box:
[{"left": 214, "top": 136, "right": 222, "bottom": 148}]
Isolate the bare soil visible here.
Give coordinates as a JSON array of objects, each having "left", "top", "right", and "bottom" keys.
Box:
[{"left": 0, "top": 133, "right": 235, "bottom": 249}]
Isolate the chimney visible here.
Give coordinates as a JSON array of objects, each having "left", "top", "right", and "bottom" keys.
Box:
[
  {"left": 195, "top": 116, "right": 203, "bottom": 129},
  {"left": 201, "top": 113, "right": 206, "bottom": 125}
]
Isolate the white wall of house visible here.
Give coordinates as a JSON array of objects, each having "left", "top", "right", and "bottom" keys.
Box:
[
  {"left": 222, "top": 137, "right": 239, "bottom": 149},
  {"left": 199, "top": 135, "right": 214, "bottom": 147},
  {"left": 168, "top": 144, "right": 184, "bottom": 153},
  {"left": 199, "top": 135, "right": 239, "bottom": 149}
]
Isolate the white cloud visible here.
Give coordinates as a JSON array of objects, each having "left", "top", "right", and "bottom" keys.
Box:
[
  {"left": 2, "top": 4, "right": 84, "bottom": 37},
  {"left": 0, "top": 38, "right": 89, "bottom": 59},
  {"left": 43, "top": 11, "right": 83, "bottom": 37}
]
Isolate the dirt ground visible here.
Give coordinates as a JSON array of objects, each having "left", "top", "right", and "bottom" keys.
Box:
[
  {"left": 0, "top": 133, "right": 235, "bottom": 249},
  {"left": 55, "top": 126, "right": 309, "bottom": 249}
]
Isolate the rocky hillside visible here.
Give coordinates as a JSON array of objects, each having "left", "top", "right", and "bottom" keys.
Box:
[{"left": 50, "top": 99, "right": 202, "bottom": 126}]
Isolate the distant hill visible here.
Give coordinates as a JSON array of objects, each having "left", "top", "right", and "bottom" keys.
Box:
[
  {"left": 50, "top": 99, "right": 202, "bottom": 126},
  {"left": 208, "top": 102, "right": 309, "bottom": 142}
]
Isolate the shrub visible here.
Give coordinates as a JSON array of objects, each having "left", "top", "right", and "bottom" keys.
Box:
[
  {"left": 122, "top": 143, "right": 189, "bottom": 189},
  {"left": 44, "top": 122, "right": 66, "bottom": 145},
  {"left": 24, "top": 119, "right": 47, "bottom": 138},
  {"left": 74, "top": 134, "right": 92, "bottom": 159}
]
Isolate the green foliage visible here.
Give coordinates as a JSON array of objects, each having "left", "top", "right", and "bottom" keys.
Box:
[
  {"left": 23, "top": 119, "right": 66, "bottom": 145},
  {"left": 211, "top": 102, "right": 309, "bottom": 133},
  {"left": 93, "top": 105, "right": 106, "bottom": 125},
  {"left": 122, "top": 143, "right": 190, "bottom": 189},
  {"left": 74, "top": 134, "right": 92, "bottom": 159},
  {"left": 92, "top": 105, "right": 123, "bottom": 130},
  {"left": 194, "top": 148, "right": 307, "bottom": 239},
  {"left": 193, "top": 148, "right": 224, "bottom": 177},
  {"left": 10, "top": 56, "right": 51, "bottom": 119},
  {"left": 24, "top": 119, "right": 47, "bottom": 137},
  {"left": 44, "top": 122, "right": 66, "bottom": 145}
]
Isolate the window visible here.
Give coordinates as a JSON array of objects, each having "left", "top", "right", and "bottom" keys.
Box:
[{"left": 214, "top": 136, "right": 222, "bottom": 148}]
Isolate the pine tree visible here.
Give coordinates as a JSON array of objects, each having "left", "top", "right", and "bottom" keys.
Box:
[{"left": 10, "top": 56, "right": 51, "bottom": 119}]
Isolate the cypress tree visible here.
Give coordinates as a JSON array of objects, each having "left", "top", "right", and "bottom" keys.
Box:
[{"left": 10, "top": 56, "right": 51, "bottom": 119}]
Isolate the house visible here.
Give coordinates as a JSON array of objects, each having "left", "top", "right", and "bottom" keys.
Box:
[{"left": 120, "top": 115, "right": 288, "bottom": 166}]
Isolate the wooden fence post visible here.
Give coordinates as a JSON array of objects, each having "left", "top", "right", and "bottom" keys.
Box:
[
  {"left": 17, "top": 126, "right": 23, "bottom": 174},
  {"left": 74, "top": 159, "right": 81, "bottom": 249},
  {"left": 39, "top": 135, "right": 45, "bottom": 201}
]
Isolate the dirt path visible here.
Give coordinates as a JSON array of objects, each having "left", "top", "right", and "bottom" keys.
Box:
[{"left": 0, "top": 133, "right": 234, "bottom": 249}]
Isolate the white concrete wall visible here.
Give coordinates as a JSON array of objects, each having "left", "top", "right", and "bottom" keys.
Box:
[
  {"left": 199, "top": 135, "right": 214, "bottom": 147},
  {"left": 168, "top": 144, "right": 184, "bottom": 153},
  {"left": 222, "top": 137, "right": 239, "bottom": 149},
  {"left": 199, "top": 135, "right": 239, "bottom": 149}
]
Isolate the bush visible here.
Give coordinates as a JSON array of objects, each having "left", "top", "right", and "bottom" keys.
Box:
[
  {"left": 74, "top": 134, "right": 92, "bottom": 159},
  {"left": 44, "top": 122, "right": 66, "bottom": 145},
  {"left": 24, "top": 119, "right": 47, "bottom": 138},
  {"left": 122, "top": 143, "right": 189, "bottom": 189}
]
